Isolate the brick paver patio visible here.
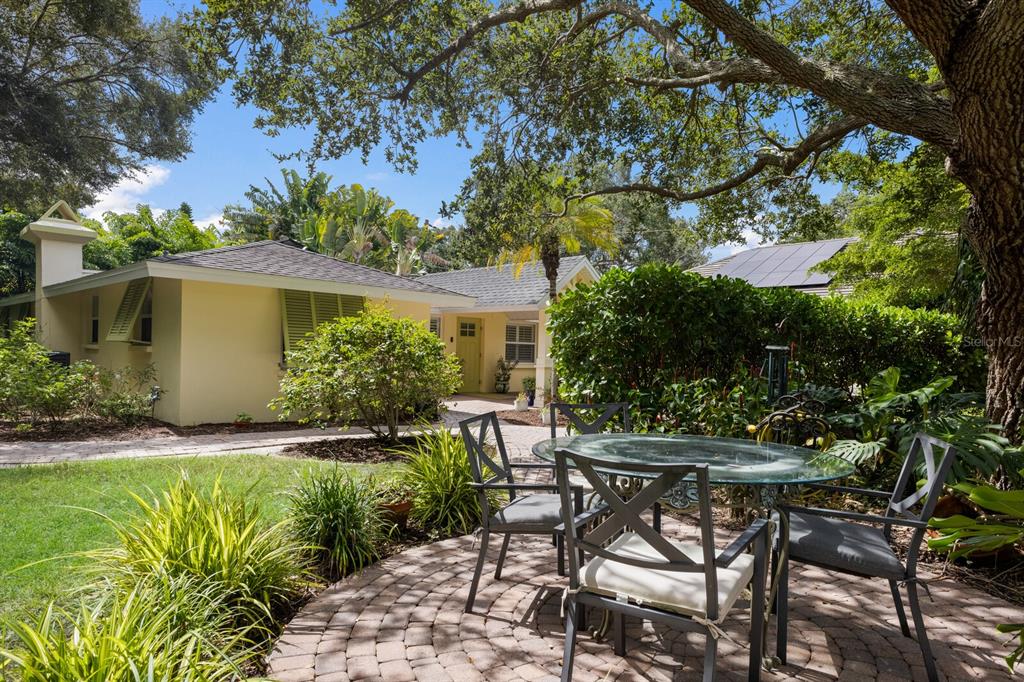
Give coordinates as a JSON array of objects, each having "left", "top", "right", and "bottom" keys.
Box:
[{"left": 269, "top": 512, "right": 1016, "bottom": 682}]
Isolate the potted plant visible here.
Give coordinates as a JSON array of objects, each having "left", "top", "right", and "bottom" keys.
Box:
[
  {"left": 375, "top": 475, "right": 415, "bottom": 530},
  {"left": 514, "top": 391, "right": 529, "bottom": 411},
  {"left": 233, "top": 411, "right": 254, "bottom": 428},
  {"left": 493, "top": 357, "right": 518, "bottom": 394},
  {"left": 540, "top": 389, "right": 553, "bottom": 424},
  {"left": 522, "top": 377, "right": 536, "bottom": 407}
]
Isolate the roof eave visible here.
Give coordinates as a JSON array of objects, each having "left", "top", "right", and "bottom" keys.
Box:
[
  {"left": 0, "top": 291, "right": 36, "bottom": 308},
  {"left": 39, "top": 261, "right": 476, "bottom": 307}
]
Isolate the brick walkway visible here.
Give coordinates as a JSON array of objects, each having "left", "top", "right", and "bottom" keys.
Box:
[{"left": 269, "top": 518, "right": 1016, "bottom": 682}]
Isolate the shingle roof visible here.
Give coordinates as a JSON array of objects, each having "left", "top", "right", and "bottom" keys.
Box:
[
  {"left": 150, "top": 240, "right": 462, "bottom": 297},
  {"left": 415, "top": 256, "right": 593, "bottom": 307},
  {"left": 690, "top": 238, "right": 854, "bottom": 289}
]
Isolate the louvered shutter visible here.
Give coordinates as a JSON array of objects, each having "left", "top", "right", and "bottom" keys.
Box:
[
  {"left": 282, "top": 290, "right": 316, "bottom": 354},
  {"left": 107, "top": 279, "right": 150, "bottom": 342},
  {"left": 312, "top": 292, "right": 341, "bottom": 327},
  {"left": 339, "top": 295, "right": 363, "bottom": 317}
]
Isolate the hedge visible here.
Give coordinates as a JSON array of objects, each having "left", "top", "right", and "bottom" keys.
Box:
[{"left": 548, "top": 264, "right": 986, "bottom": 410}]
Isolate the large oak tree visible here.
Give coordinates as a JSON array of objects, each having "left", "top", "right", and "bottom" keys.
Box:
[
  {"left": 190, "top": 0, "right": 1024, "bottom": 439},
  {"left": 0, "top": 0, "right": 217, "bottom": 212}
]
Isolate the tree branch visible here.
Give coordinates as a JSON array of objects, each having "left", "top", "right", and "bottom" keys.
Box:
[
  {"left": 565, "top": 115, "right": 867, "bottom": 207},
  {"left": 681, "top": 0, "right": 957, "bottom": 149},
  {"left": 386, "top": 0, "right": 582, "bottom": 101}
]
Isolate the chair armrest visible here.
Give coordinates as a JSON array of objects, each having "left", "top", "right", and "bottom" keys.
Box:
[
  {"left": 509, "top": 462, "right": 556, "bottom": 470},
  {"left": 554, "top": 504, "right": 611, "bottom": 534},
  {"left": 470, "top": 482, "right": 560, "bottom": 492},
  {"left": 716, "top": 518, "right": 770, "bottom": 568},
  {"left": 801, "top": 482, "right": 891, "bottom": 499},
  {"left": 781, "top": 505, "right": 929, "bottom": 529}
]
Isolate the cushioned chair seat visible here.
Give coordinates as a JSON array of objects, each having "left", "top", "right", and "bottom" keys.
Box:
[
  {"left": 579, "top": 532, "right": 755, "bottom": 620},
  {"left": 788, "top": 512, "right": 905, "bottom": 580},
  {"left": 489, "top": 494, "right": 565, "bottom": 531}
]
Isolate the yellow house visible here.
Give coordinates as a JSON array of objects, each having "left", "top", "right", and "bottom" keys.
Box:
[
  {"left": 416, "top": 256, "right": 599, "bottom": 396},
  {"left": 0, "top": 202, "right": 473, "bottom": 425}
]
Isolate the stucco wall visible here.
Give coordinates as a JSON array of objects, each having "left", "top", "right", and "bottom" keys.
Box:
[
  {"left": 368, "top": 296, "right": 431, "bottom": 323},
  {"left": 176, "top": 280, "right": 284, "bottom": 425}
]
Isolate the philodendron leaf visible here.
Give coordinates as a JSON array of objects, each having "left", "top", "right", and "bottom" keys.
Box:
[{"left": 825, "top": 439, "right": 886, "bottom": 465}]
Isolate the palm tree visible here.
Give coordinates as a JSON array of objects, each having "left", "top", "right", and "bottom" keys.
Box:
[
  {"left": 496, "top": 179, "right": 616, "bottom": 395},
  {"left": 223, "top": 169, "right": 331, "bottom": 243},
  {"left": 499, "top": 189, "right": 615, "bottom": 305}
]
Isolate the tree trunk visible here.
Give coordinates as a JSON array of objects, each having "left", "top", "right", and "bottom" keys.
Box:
[
  {"left": 541, "top": 237, "right": 560, "bottom": 398},
  {"left": 962, "top": 197, "right": 1024, "bottom": 442},
  {"left": 942, "top": 4, "right": 1024, "bottom": 443}
]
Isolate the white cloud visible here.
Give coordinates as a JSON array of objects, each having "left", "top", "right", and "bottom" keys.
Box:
[
  {"left": 194, "top": 212, "right": 223, "bottom": 230},
  {"left": 83, "top": 165, "right": 171, "bottom": 220},
  {"left": 431, "top": 216, "right": 453, "bottom": 228},
  {"left": 365, "top": 171, "right": 391, "bottom": 182},
  {"left": 729, "top": 228, "right": 764, "bottom": 255}
]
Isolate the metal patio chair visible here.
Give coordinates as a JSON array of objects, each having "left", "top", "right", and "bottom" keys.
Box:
[
  {"left": 555, "top": 448, "right": 770, "bottom": 682},
  {"left": 549, "top": 401, "right": 631, "bottom": 439},
  {"left": 775, "top": 433, "right": 958, "bottom": 681},
  {"left": 549, "top": 401, "right": 663, "bottom": 531},
  {"left": 459, "top": 412, "right": 583, "bottom": 613}
]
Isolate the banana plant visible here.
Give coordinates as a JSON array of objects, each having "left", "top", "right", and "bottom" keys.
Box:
[{"left": 929, "top": 482, "right": 1024, "bottom": 670}]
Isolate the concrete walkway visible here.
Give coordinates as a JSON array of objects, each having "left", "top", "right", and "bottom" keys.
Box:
[{"left": 0, "top": 394, "right": 544, "bottom": 467}]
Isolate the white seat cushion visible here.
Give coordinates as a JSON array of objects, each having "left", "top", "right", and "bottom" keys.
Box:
[{"left": 580, "top": 532, "right": 755, "bottom": 620}]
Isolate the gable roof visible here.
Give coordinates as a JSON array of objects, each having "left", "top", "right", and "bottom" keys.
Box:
[
  {"left": 415, "top": 256, "right": 597, "bottom": 308},
  {"left": 691, "top": 237, "right": 854, "bottom": 290},
  {"left": 18, "top": 240, "right": 474, "bottom": 307}
]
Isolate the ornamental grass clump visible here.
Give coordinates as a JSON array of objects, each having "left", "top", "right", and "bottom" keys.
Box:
[
  {"left": 0, "top": 578, "right": 252, "bottom": 681},
  {"left": 397, "top": 424, "right": 489, "bottom": 537},
  {"left": 287, "top": 467, "right": 390, "bottom": 580},
  {"left": 84, "top": 474, "right": 311, "bottom": 634}
]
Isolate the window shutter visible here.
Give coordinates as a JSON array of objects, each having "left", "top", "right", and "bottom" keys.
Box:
[
  {"left": 312, "top": 292, "right": 341, "bottom": 327},
  {"left": 282, "top": 290, "right": 316, "bottom": 354},
  {"left": 339, "top": 295, "right": 363, "bottom": 317},
  {"left": 107, "top": 279, "right": 150, "bottom": 342}
]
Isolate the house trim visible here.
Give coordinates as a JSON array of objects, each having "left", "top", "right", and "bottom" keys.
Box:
[{"left": 18, "top": 261, "right": 474, "bottom": 308}]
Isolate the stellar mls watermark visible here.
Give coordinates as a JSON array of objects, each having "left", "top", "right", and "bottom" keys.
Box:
[{"left": 964, "top": 336, "right": 1024, "bottom": 349}]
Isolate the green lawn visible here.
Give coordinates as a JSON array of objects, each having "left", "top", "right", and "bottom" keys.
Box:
[{"left": 0, "top": 454, "right": 386, "bottom": 624}]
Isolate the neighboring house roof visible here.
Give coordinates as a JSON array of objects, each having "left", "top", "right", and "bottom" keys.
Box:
[
  {"left": 691, "top": 237, "right": 855, "bottom": 292},
  {"left": 0, "top": 240, "right": 474, "bottom": 308},
  {"left": 416, "top": 256, "right": 598, "bottom": 309}
]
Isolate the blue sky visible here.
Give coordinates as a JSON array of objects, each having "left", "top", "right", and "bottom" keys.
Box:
[{"left": 95, "top": 1, "right": 834, "bottom": 262}]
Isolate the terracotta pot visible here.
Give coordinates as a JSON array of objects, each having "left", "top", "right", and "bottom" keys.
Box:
[{"left": 381, "top": 499, "right": 413, "bottom": 529}]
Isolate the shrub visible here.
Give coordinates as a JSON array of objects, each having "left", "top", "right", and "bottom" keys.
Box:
[
  {"left": 288, "top": 467, "right": 389, "bottom": 580},
  {"left": 549, "top": 264, "right": 985, "bottom": 419},
  {"left": 93, "top": 364, "right": 159, "bottom": 425},
  {"left": 0, "top": 580, "right": 251, "bottom": 681},
  {"left": 398, "top": 424, "right": 484, "bottom": 537},
  {"left": 272, "top": 306, "right": 462, "bottom": 442},
  {"left": 0, "top": 319, "right": 159, "bottom": 426},
  {"left": 86, "top": 474, "right": 310, "bottom": 632},
  {"left": 0, "top": 320, "right": 93, "bottom": 424}
]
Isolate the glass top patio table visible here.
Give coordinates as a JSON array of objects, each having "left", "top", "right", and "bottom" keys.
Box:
[{"left": 531, "top": 433, "right": 854, "bottom": 485}]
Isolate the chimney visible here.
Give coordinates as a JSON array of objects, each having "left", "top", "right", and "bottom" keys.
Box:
[
  {"left": 20, "top": 200, "right": 96, "bottom": 347},
  {"left": 21, "top": 200, "right": 96, "bottom": 287}
]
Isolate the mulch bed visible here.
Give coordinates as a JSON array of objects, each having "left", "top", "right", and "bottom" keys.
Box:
[
  {"left": 281, "top": 435, "right": 420, "bottom": 464},
  {"left": 495, "top": 409, "right": 568, "bottom": 428},
  {"left": 0, "top": 418, "right": 312, "bottom": 443}
]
